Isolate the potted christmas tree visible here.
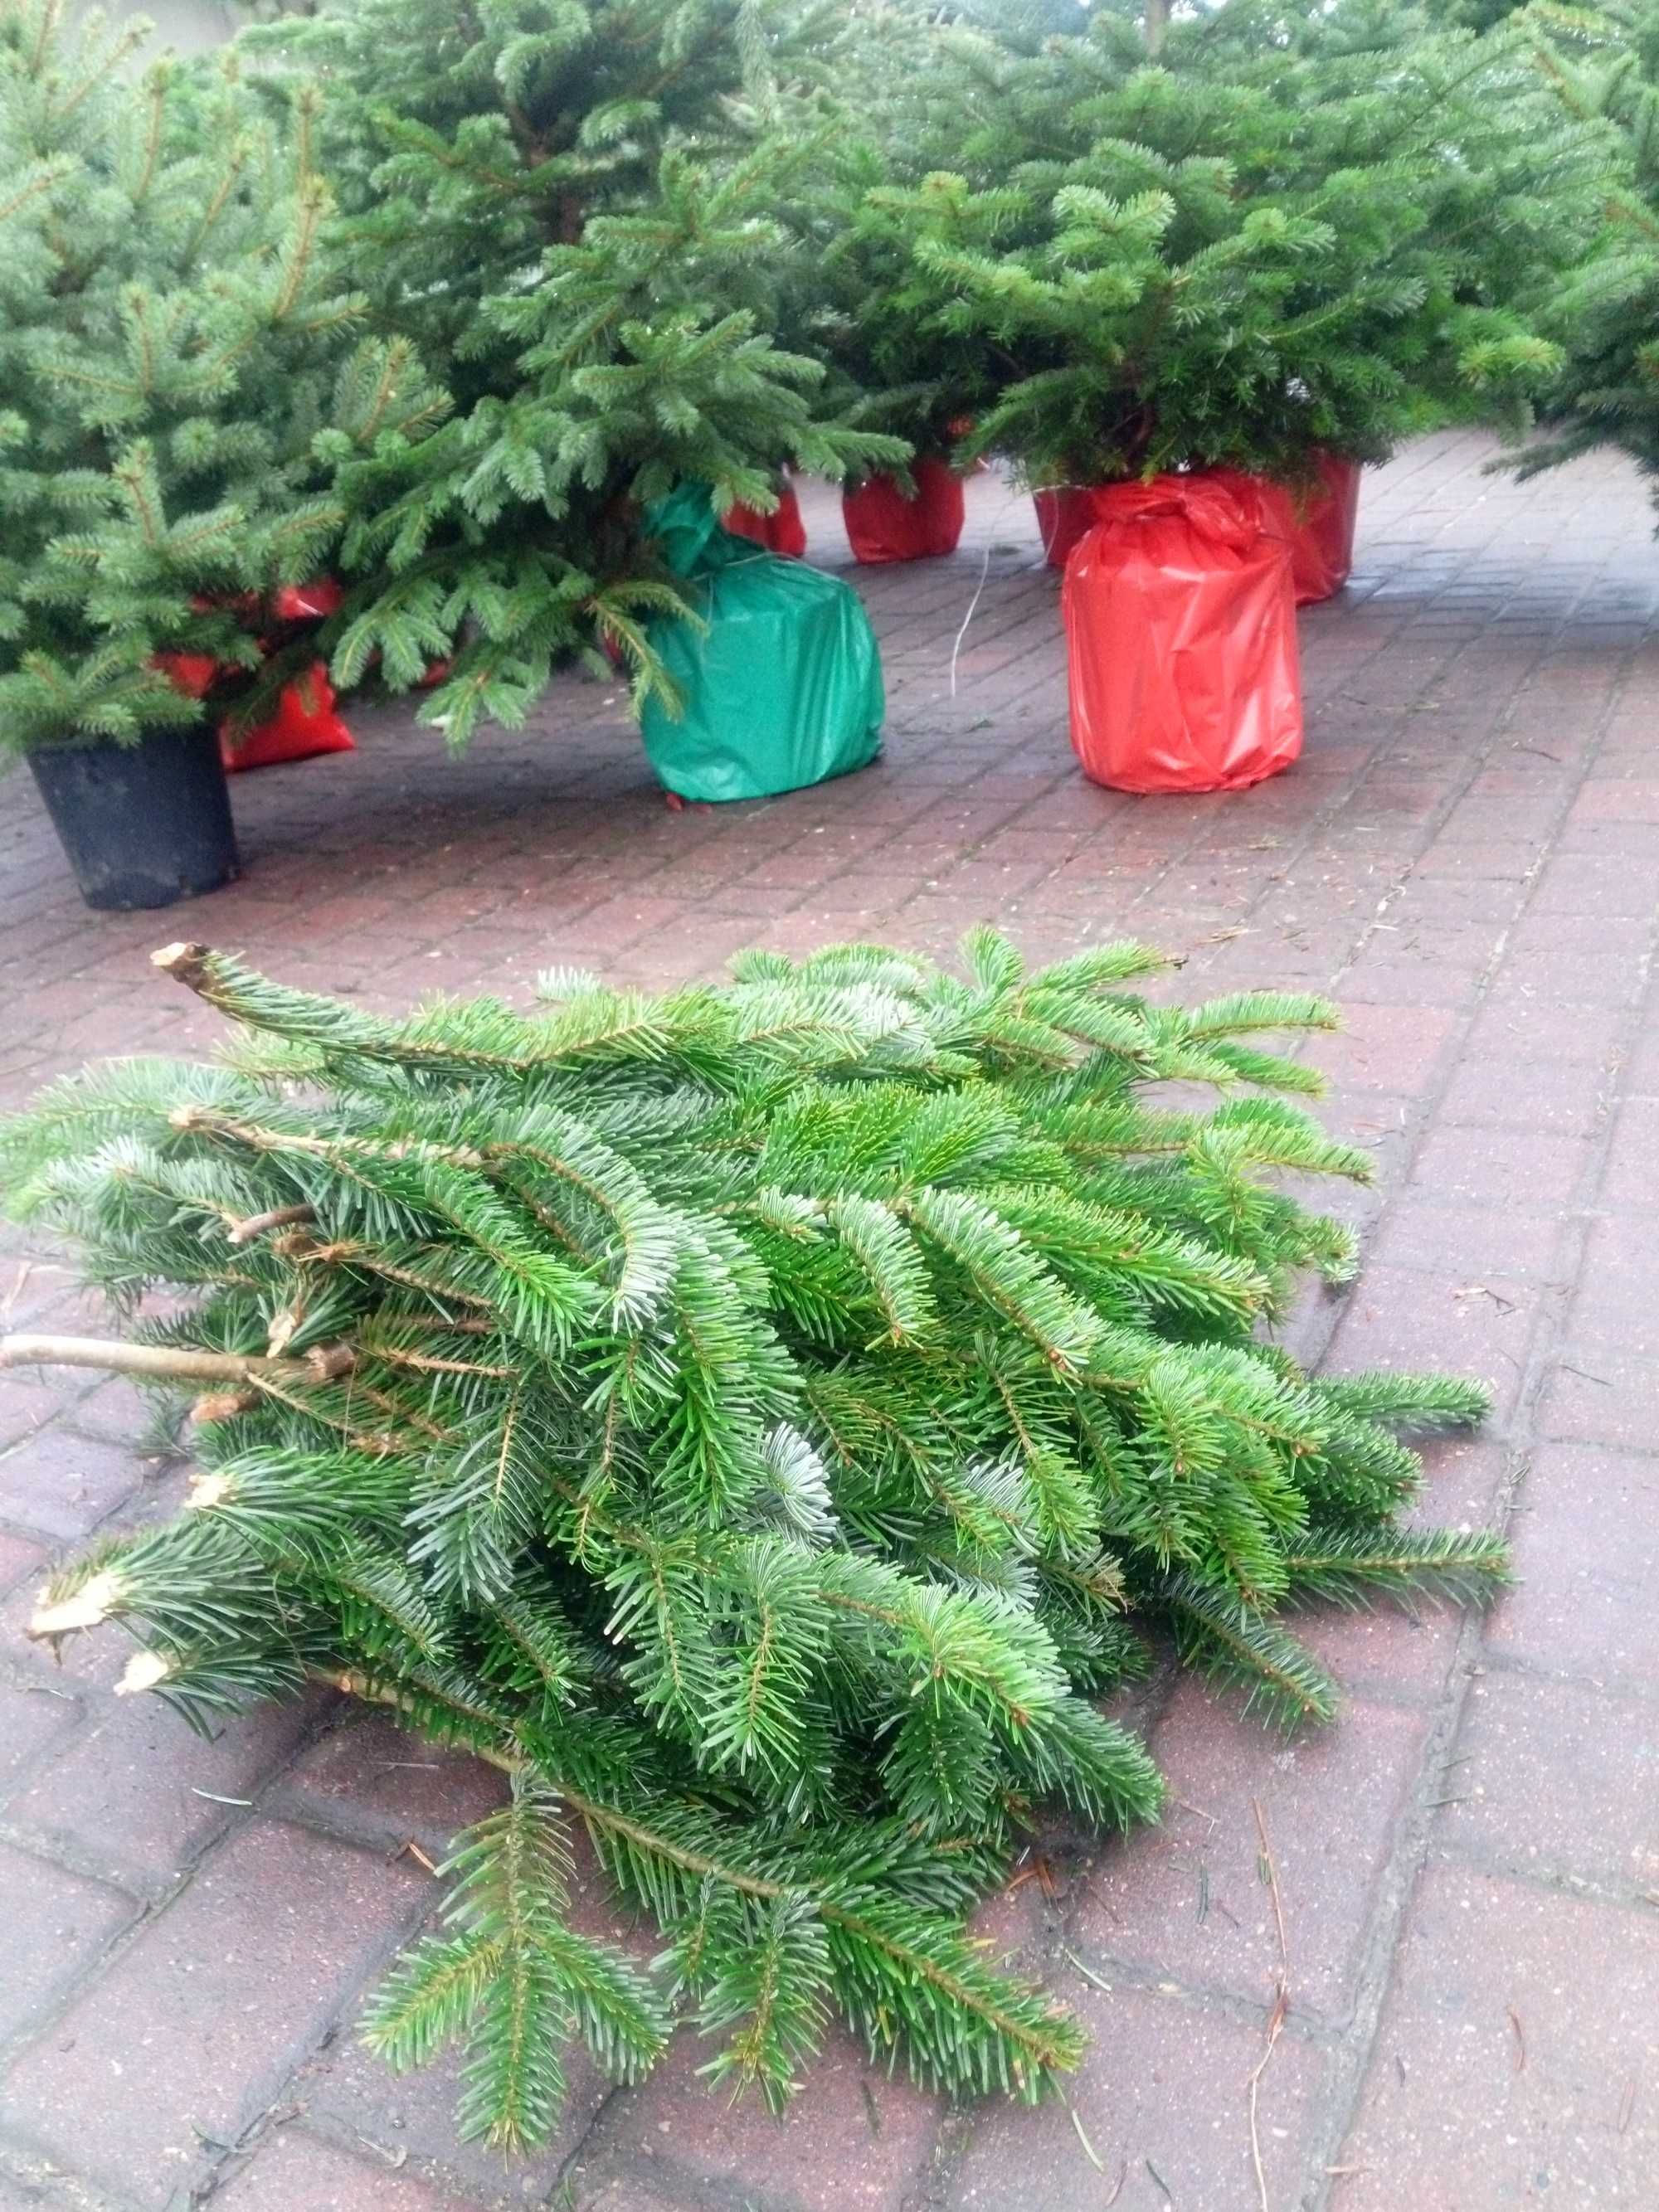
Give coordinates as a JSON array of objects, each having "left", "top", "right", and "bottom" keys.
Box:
[
  {"left": 872, "top": 2, "right": 1607, "bottom": 570},
  {"left": 806, "top": 150, "right": 993, "bottom": 563},
  {"left": 1501, "top": 0, "right": 1659, "bottom": 504},
  {"left": 1178, "top": 0, "right": 1616, "bottom": 599},
  {"left": 854, "top": 5, "right": 1605, "bottom": 785},
  {"left": 245, "top": 0, "right": 908, "bottom": 754},
  {"left": 0, "top": 2, "right": 389, "bottom": 907}
]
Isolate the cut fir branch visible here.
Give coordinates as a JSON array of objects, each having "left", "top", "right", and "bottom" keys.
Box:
[
  {"left": 0, "top": 1331, "right": 351, "bottom": 1387},
  {"left": 0, "top": 927, "right": 1501, "bottom": 2146},
  {"left": 343, "top": 1670, "right": 1084, "bottom": 2115}
]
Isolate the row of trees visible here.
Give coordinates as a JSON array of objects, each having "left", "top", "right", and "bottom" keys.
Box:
[{"left": 1, "top": 0, "right": 1656, "bottom": 758}]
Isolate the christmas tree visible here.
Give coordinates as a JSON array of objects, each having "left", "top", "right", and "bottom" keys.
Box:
[
  {"left": 0, "top": 0, "right": 429, "bottom": 753},
  {"left": 760, "top": 8, "right": 1000, "bottom": 468},
  {"left": 800, "top": 140, "right": 999, "bottom": 470},
  {"left": 2, "top": 931, "right": 1501, "bottom": 2144},
  {"left": 1506, "top": 1, "right": 1659, "bottom": 499},
  {"left": 238, "top": 0, "right": 907, "bottom": 745},
  {"left": 851, "top": 0, "right": 1610, "bottom": 489}
]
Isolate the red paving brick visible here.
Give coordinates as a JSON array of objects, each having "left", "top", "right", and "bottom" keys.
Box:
[
  {"left": 1407, "top": 1124, "right": 1596, "bottom": 1208},
  {"left": 1364, "top": 1194, "right": 1567, "bottom": 1281},
  {"left": 0, "top": 1674, "right": 81, "bottom": 1787},
  {"left": 0, "top": 1422, "right": 148, "bottom": 1540},
  {"left": 2, "top": 1683, "right": 324, "bottom": 1896},
  {"left": 1439, "top": 1670, "right": 1659, "bottom": 1895},
  {"left": 1075, "top": 1683, "right": 1431, "bottom": 2024},
  {"left": 1292, "top": 1578, "right": 1467, "bottom": 1704},
  {"left": 1535, "top": 1349, "right": 1659, "bottom": 1451},
  {"left": 1404, "top": 1432, "right": 1514, "bottom": 1524},
  {"left": 0, "top": 1376, "right": 61, "bottom": 1452},
  {"left": 950, "top": 1977, "right": 1326, "bottom": 2211},
  {"left": 0, "top": 1526, "right": 49, "bottom": 1604},
  {"left": 1319, "top": 1262, "right": 1541, "bottom": 1427},
  {"left": 270, "top": 1708, "right": 508, "bottom": 1855},
  {"left": 1331, "top": 1865, "right": 1659, "bottom": 2210},
  {"left": 1566, "top": 1211, "right": 1659, "bottom": 1358},
  {"left": 1484, "top": 1445, "right": 1659, "bottom": 1679},
  {"left": 1597, "top": 1095, "right": 1659, "bottom": 1207},
  {"left": 0, "top": 1841, "right": 133, "bottom": 2041},
  {"left": 2, "top": 439, "right": 1659, "bottom": 2206},
  {"left": 212, "top": 2127, "right": 474, "bottom": 2210},
  {"left": 575, "top": 2026, "right": 943, "bottom": 2212},
  {"left": 0, "top": 1821, "right": 426, "bottom": 2210},
  {"left": 1300, "top": 1002, "right": 1458, "bottom": 1093}
]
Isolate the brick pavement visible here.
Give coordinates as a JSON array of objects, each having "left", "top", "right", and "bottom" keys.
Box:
[{"left": 1, "top": 435, "right": 1657, "bottom": 2210}]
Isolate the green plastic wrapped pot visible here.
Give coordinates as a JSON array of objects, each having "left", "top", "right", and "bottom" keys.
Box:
[{"left": 640, "top": 485, "right": 883, "bottom": 803}]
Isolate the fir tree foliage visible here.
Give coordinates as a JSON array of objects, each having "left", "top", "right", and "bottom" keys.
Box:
[
  {"left": 1510, "top": 0, "right": 1659, "bottom": 502},
  {"left": 853, "top": 0, "right": 1612, "bottom": 486},
  {"left": 240, "top": 0, "right": 908, "bottom": 745},
  {"left": 2, "top": 931, "right": 1501, "bottom": 2145},
  {"left": 804, "top": 139, "right": 1000, "bottom": 472},
  {"left": 0, "top": 0, "right": 419, "bottom": 751}
]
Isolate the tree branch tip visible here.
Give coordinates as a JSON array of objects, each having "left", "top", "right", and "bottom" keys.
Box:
[
  {"left": 191, "top": 1389, "right": 258, "bottom": 1424},
  {"left": 226, "top": 1203, "right": 318, "bottom": 1247},
  {"left": 151, "top": 941, "right": 212, "bottom": 988}
]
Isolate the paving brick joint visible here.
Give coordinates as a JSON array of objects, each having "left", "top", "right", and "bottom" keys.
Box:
[{"left": 1, "top": 436, "right": 1656, "bottom": 2210}]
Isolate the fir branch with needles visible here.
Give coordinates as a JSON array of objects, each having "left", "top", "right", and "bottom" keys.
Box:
[{"left": 0, "top": 927, "right": 1501, "bottom": 2146}]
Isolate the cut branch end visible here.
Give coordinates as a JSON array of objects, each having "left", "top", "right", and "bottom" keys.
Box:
[{"left": 151, "top": 941, "right": 212, "bottom": 991}]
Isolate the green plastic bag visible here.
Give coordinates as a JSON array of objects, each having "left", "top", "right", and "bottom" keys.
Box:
[{"left": 640, "top": 485, "right": 883, "bottom": 803}]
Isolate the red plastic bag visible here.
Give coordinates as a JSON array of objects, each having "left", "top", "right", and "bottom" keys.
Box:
[
  {"left": 272, "top": 576, "right": 345, "bottom": 623},
  {"left": 1287, "top": 452, "right": 1360, "bottom": 602},
  {"left": 221, "top": 662, "right": 355, "bottom": 774},
  {"left": 1062, "top": 475, "right": 1302, "bottom": 795},
  {"left": 1034, "top": 485, "right": 1116, "bottom": 571},
  {"left": 153, "top": 650, "right": 220, "bottom": 700},
  {"left": 724, "top": 482, "right": 807, "bottom": 558},
  {"left": 842, "top": 459, "right": 965, "bottom": 564},
  {"left": 1211, "top": 455, "right": 1360, "bottom": 605}
]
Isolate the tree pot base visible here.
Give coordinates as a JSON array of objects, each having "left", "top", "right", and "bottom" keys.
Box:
[{"left": 27, "top": 724, "right": 240, "bottom": 911}]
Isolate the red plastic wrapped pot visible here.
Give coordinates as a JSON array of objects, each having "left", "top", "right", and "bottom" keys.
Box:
[
  {"left": 1034, "top": 485, "right": 1113, "bottom": 571},
  {"left": 1062, "top": 474, "right": 1302, "bottom": 795},
  {"left": 221, "top": 663, "right": 355, "bottom": 774},
  {"left": 158, "top": 647, "right": 355, "bottom": 774},
  {"left": 1287, "top": 451, "right": 1360, "bottom": 602},
  {"left": 724, "top": 482, "right": 808, "bottom": 558},
  {"left": 1211, "top": 455, "right": 1361, "bottom": 605},
  {"left": 272, "top": 576, "right": 346, "bottom": 622},
  {"left": 841, "top": 459, "right": 965, "bottom": 564},
  {"left": 153, "top": 650, "right": 219, "bottom": 700}
]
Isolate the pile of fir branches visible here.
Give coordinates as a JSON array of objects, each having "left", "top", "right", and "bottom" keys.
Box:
[{"left": 0, "top": 931, "right": 1501, "bottom": 2146}]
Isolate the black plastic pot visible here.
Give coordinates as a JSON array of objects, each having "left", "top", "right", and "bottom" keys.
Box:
[{"left": 27, "top": 725, "right": 239, "bottom": 912}]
